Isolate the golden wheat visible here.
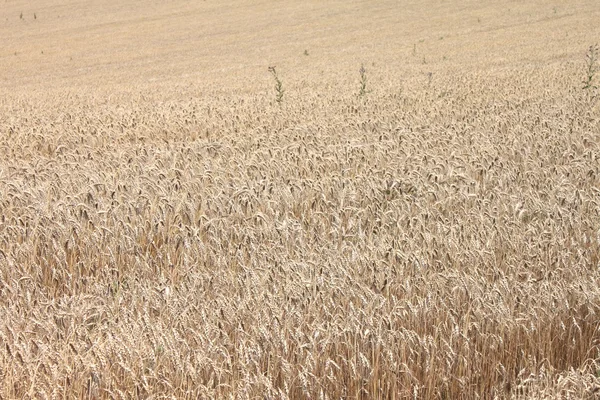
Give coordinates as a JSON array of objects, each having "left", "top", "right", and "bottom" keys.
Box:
[{"left": 1, "top": 0, "right": 600, "bottom": 399}]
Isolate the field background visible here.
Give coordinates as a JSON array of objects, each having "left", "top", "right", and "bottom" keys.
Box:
[{"left": 1, "top": 0, "right": 600, "bottom": 398}]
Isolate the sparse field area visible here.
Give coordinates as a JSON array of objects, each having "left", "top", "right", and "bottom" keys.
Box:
[{"left": 1, "top": 0, "right": 600, "bottom": 398}]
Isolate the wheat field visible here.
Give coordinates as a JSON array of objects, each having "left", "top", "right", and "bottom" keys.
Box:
[{"left": 1, "top": 0, "right": 600, "bottom": 398}]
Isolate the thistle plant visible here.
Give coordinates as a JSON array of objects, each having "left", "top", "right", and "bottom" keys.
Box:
[
  {"left": 358, "top": 64, "right": 368, "bottom": 97},
  {"left": 268, "top": 66, "right": 284, "bottom": 104},
  {"left": 582, "top": 44, "right": 598, "bottom": 90}
]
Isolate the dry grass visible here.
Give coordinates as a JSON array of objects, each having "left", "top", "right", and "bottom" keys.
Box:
[{"left": 1, "top": 0, "right": 600, "bottom": 398}]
